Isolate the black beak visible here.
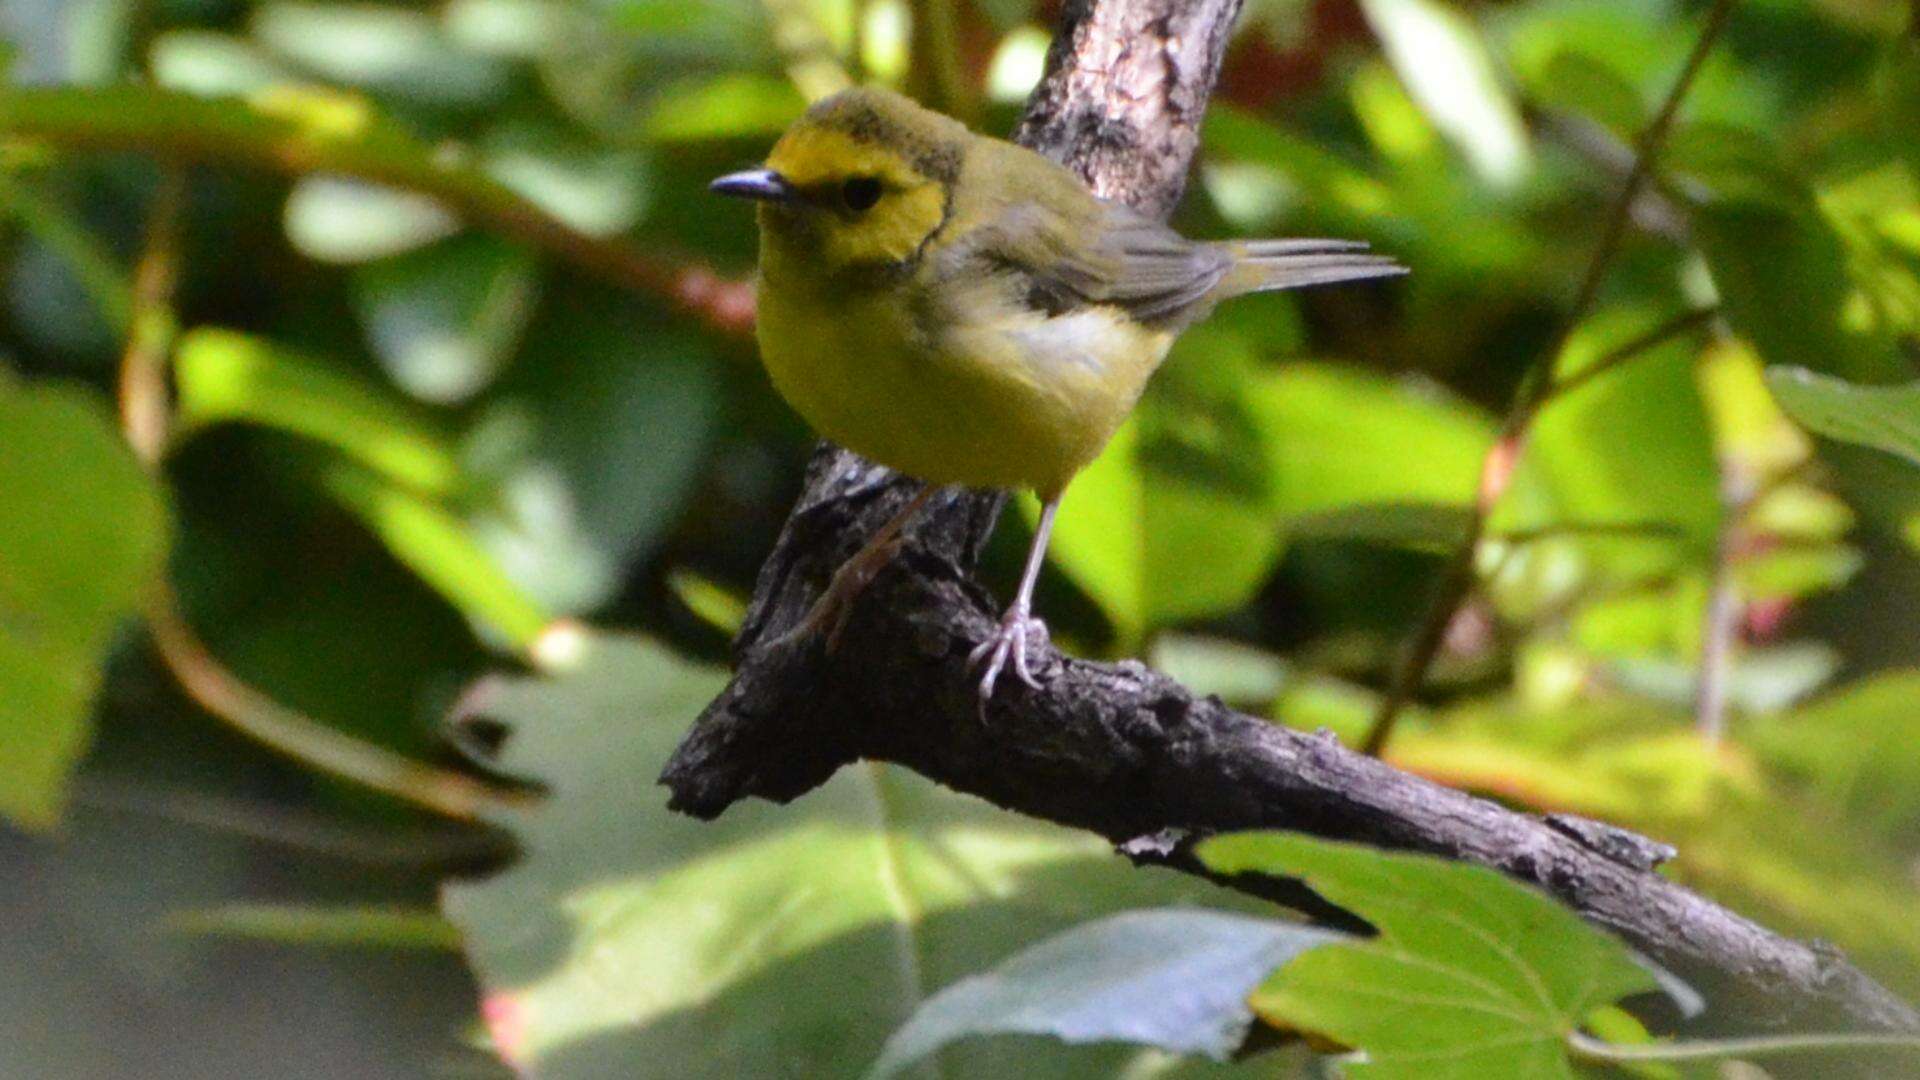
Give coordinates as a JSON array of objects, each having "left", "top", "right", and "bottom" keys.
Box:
[{"left": 710, "top": 168, "right": 794, "bottom": 203}]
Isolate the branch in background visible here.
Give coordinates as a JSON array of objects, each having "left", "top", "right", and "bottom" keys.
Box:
[
  {"left": 1360, "top": 305, "right": 1720, "bottom": 756},
  {"left": 110, "top": 173, "right": 530, "bottom": 823},
  {"left": 663, "top": 0, "right": 1916, "bottom": 1052},
  {"left": 72, "top": 775, "right": 505, "bottom": 868},
  {"left": 117, "top": 167, "right": 183, "bottom": 462},
  {"left": 1361, "top": 0, "right": 1739, "bottom": 756},
  {"left": 0, "top": 88, "right": 755, "bottom": 337}
]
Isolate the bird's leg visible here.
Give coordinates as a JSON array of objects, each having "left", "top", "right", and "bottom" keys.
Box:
[
  {"left": 968, "top": 495, "right": 1059, "bottom": 706},
  {"left": 785, "top": 482, "right": 937, "bottom": 652}
]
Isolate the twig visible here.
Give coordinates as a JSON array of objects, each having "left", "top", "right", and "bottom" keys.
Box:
[
  {"left": 117, "top": 167, "right": 183, "bottom": 464},
  {"left": 72, "top": 775, "right": 504, "bottom": 867},
  {"left": 145, "top": 587, "right": 530, "bottom": 821},
  {"left": 0, "top": 87, "right": 755, "bottom": 336},
  {"left": 108, "top": 173, "right": 530, "bottom": 822},
  {"left": 1568, "top": 1029, "right": 1920, "bottom": 1065},
  {"left": 1361, "top": 0, "right": 1739, "bottom": 756},
  {"left": 1540, "top": 305, "right": 1719, "bottom": 406}
]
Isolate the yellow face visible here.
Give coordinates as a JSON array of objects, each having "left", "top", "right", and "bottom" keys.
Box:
[
  {"left": 711, "top": 87, "right": 969, "bottom": 283},
  {"left": 760, "top": 126, "right": 949, "bottom": 273}
]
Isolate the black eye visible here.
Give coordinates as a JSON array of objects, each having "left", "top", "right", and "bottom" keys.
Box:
[{"left": 840, "top": 177, "right": 882, "bottom": 212}]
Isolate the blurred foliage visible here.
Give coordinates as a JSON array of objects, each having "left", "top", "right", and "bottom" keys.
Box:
[{"left": 3, "top": 0, "right": 1920, "bottom": 1076}]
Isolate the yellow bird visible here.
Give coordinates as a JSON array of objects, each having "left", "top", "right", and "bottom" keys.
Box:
[{"left": 713, "top": 86, "right": 1403, "bottom": 702}]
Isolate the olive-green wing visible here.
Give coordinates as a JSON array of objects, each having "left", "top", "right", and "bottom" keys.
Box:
[
  {"left": 935, "top": 200, "right": 1229, "bottom": 324},
  {"left": 936, "top": 199, "right": 1400, "bottom": 326}
]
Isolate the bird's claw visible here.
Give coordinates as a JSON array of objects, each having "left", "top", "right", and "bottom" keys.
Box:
[
  {"left": 968, "top": 605, "right": 1049, "bottom": 710},
  {"left": 776, "top": 533, "right": 906, "bottom": 655}
]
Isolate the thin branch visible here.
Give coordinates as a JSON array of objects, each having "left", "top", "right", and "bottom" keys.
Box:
[
  {"left": 107, "top": 174, "right": 531, "bottom": 822},
  {"left": 1540, "top": 305, "right": 1720, "bottom": 406},
  {"left": 1568, "top": 1029, "right": 1920, "bottom": 1065},
  {"left": 72, "top": 775, "right": 504, "bottom": 867},
  {"left": 1361, "top": 0, "right": 1739, "bottom": 757},
  {"left": 0, "top": 87, "right": 755, "bottom": 336},
  {"left": 144, "top": 586, "right": 530, "bottom": 821},
  {"left": 117, "top": 166, "right": 183, "bottom": 465}
]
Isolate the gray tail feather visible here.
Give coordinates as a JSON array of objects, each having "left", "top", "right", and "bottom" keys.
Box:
[{"left": 1225, "top": 238, "right": 1408, "bottom": 295}]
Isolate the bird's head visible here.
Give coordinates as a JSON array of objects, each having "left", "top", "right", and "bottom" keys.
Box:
[{"left": 711, "top": 86, "right": 969, "bottom": 276}]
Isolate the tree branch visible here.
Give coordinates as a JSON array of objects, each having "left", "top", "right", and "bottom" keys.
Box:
[{"left": 661, "top": 0, "right": 1918, "bottom": 1051}]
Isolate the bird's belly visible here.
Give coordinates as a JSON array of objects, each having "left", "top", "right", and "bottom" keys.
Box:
[{"left": 758, "top": 284, "right": 1169, "bottom": 495}]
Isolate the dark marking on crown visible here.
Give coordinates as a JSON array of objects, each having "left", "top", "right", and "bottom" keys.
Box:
[{"left": 805, "top": 90, "right": 966, "bottom": 186}]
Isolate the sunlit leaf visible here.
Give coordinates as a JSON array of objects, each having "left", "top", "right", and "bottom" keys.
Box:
[
  {"left": 644, "top": 72, "right": 806, "bottom": 142},
  {"left": 252, "top": 1, "right": 511, "bottom": 109},
  {"left": 1697, "top": 199, "right": 1901, "bottom": 383},
  {"left": 1149, "top": 635, "right": 1292, "bottom": 705},
  {"left": 1248, "top": 363, "right": 1495, "bottom": 520},
  {"left": 321, "top": 460, "right": 551, "bottom": 650},
  {"left": 443, "top": 0, "right": 577, "bottom": 60},
  {"left": 1198, "top": 832, "right": 1658, "bottom": 1078},
  {"left": 173, "top": 328, "right": 463, "bottom": 497},
  {"left": 284, "top": 175, "right": 463, "bottom": 264},
  {"left": 870, "top": 910, "right": 1342, "bottom": 1077},
  {"left": 464, "top": 303, "right": 720, "bottom": 614},
  {"left": 443, "top": 635, "right": 1247, "bottom": 1078},
  {"left": 1359, "top": 0, "right": 1531, "bottom": 187},
  {"left": 481, "top": 123, "right": 651, "bottom": 237},
  {"left": 148, "top": 31, "right": 298, "bottom": 98},
  {"left": 0, "top": 382, "right": 169, "bottom": 828},
  {"left": 353, "top": 234, "right": 541, "bottom": 404},
  {"left": 1765, "top": 366, "right": 1920, "bottom": 470}
]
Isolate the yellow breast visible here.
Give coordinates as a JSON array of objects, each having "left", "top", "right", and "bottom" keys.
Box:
[{"left": 755, "top": 255, "right": 1171, "bottom": 498}]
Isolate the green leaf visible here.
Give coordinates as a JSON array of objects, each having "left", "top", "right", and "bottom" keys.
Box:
[
  {"left": 319, "top": 460, "right": 551, "bottom": 650},
  {"left": 480, "top": 122, "right": 651, "bottom": 238},
  {"left": 251, "top": 1, "right": 511, "bottom": 110},
  {"left": 1697, "top": 198, "right": 1901, "bottom": 383},
  {"left": 1518, "top": 310, "right": 1719, "bottom": 542},
  {"left": 284, "top": 175, "right": 462, "bottom": 265},
  {"left": 1043, "top": 389, "right": 1286, "bottom": 645},
  {"left": 1283, "top": 502, "right": 1475, "bottom": 552},
  {"left": 148, "top": 30, "right": 298, "bottom": 97},
  {"left": 464, "top": 303, "right": 720, "bottom": 614},
  {"left": 1765, "top": 366, "right": 1920, "bottom": 470},
  {"left": 162, "top": 903, "right": 460, "bottom": 950},
  {"left": 443, "top": 636, "right": 1246, "bottom": 1078},
  {"left": 0, "top": 382, "right": 169, "bottom": 828},
  {"left": 443, "top": 0, "right": 578, "bottom": 60},
  {"left": 352, "top": 235, "right": 541, "bottom": 404},
  {"left": 1747, "top": 672, "right": 1920, "bottom": 835},
  {"left": 644, "top": 72, "right": 807, "bottom": 143},
  {"left": 1149, "top": 635, "right": 1292, "bottom": 705},
  {"left": 1530, "top": 50, "right": 1646, "bottom": 138},
  {"left": 1248, "top": 363, "right": 1496, "bottom": 520},
  {"left": 173, "top": 327, "right": 462, "bottom": 497},
  {"left": 869, "top": 910, "right": 1344, "bottom": 1077},
  {"left": 1359, "top": 0, "right": 1531, "bottom": 187},
  {"left": 1198, "top": 831, "right": 1658, "bottom": 1078}
]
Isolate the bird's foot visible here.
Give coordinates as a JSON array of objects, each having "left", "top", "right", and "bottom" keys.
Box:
[
  {"left": 777, "top": 533, "right": 906, "bottom": 654},
  {"left": 967, "top": 603, "right": 1049, "bottom": 709}
]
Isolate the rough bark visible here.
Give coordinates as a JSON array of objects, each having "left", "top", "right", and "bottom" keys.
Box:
[{"left": 662, "top": 0, "right": 1920, "bottom": 1049}]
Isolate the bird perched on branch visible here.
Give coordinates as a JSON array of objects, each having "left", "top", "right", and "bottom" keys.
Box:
[{"left": 713, "top": 86, "right": 1404, "bottom": 705}]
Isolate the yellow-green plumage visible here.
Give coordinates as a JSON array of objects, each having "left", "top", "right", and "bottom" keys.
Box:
[
  {"left": 715, "top": 85, "right": 1402, "bottom": 700},
  {"left": 736, "top": 86, "right": 1401, "bottom": 500}
]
